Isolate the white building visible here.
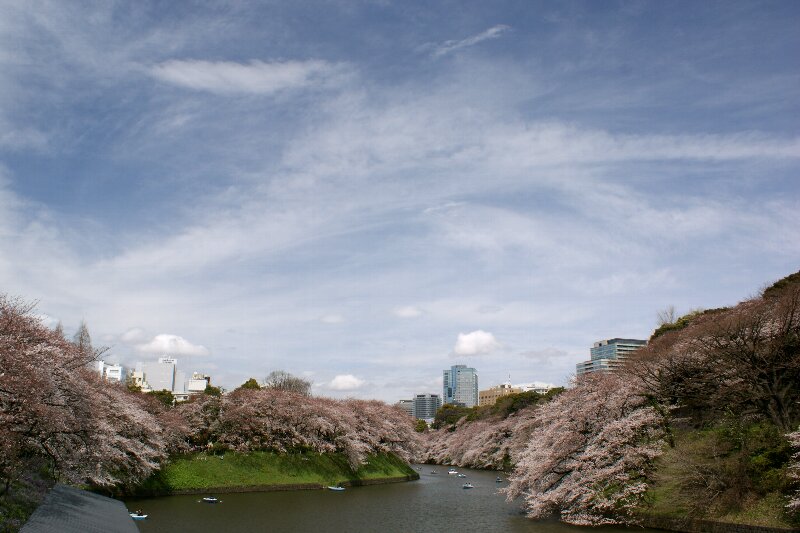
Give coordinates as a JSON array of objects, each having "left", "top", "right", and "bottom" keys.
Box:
[
  {"left": 95, "top": 360, "right": 125, "bottom": 383},
  {"left": 187, "top": 373, "right": 211, "bottom": 394}
]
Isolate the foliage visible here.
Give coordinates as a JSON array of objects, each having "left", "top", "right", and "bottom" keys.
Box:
[
  {"left": 645, "top": 423, "right": 797, "bottom": 527},
  {"left": 432, "top": 404, "right": 473, "bottom": 429},
  {"left": 148, "top": 389, "right": 175, "bottom": 407},
  {"left": 414, "top": 419, "right": 428, "bottom": 433},
  {"left": 203, "top": 384, "right": 221, "bottom": 396},
  {"left": 238, "top": 377, "right": 261, "bottom": 390}
]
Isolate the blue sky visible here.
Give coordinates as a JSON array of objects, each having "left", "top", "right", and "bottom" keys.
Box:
[{"left": 1, "top": 0, "right": 798, "bottom": 401}]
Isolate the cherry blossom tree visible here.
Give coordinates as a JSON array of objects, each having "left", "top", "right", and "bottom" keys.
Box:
[
  {"left": 504, "top": 373, "right": 666, "bottom": 525},
  {"left": 0, "top": 295, "right": 167, "bottom": 495},
  {"left": 789, "top": 428, "right": 800, "bottom": 513}
]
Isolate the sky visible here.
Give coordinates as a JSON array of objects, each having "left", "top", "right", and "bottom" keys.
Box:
[{"left": 0, "top": 0, "right": 798, "bottom": 402}]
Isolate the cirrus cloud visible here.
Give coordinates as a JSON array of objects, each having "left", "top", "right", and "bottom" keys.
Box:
[
  {"left": 452, "top": 329, "right": 501, "bottom": 356},
  {"left": 149, "top": 59, "right": 347, "bottom": 95},
  {"left": 137, "top": 334, "right": 210, "bottom": 356}
]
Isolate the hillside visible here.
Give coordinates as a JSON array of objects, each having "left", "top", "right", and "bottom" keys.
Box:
[{"left": 423, "top": 270, "right": 800, "bottom": 527}]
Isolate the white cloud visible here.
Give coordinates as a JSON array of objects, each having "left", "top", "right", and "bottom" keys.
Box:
[
  {"left": 137, "top": 334, "right": 210, "bottom": 356},
  {"left": 120, "top": 327, "right": 147, "bottom": 343},
  {"left": 432, "top": 25, "right": 511, "bottom": 58},
  {"left": 328, "top": 374, "right": 365, "bottom": 390},
  {"left": 320, "top": 314, "right": 345, "bottom": 324},
  {"left": 149, "top": 59, "right": 346, "bottom": 95},
  {"left": 393, "top": 305, "right": 422, "bottom": 318},
  {"left": 453, "top": 329, "right": 501, "bottom": 356}
]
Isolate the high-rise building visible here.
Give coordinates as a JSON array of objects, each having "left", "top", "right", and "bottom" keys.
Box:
[
  {"left": 413, "top": 393, "right": 442, "bottom": 420},
  {"left": 443, "top": 365, "right": 478, "bottom": 407},
  {"left": 135, "top": 356, "right": 178, "bottom": 392},
  {"left": 575, "top": 338, "right": 647, "bottom": 375}
]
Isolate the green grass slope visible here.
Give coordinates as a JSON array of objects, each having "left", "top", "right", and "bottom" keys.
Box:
[{"left": 135, "top": 451, "right": 417, "bottom": 495}]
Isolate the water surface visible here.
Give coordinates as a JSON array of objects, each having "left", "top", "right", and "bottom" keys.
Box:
[{"left": 127, "top": 465, "right": 657, "bottom": 532}]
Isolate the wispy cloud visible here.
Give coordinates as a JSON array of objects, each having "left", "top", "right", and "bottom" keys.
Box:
[
  {"left": 393, "top": 306, "right": 422, "bottom": 318},
  {"left": 431, "top": 24, "right": 510, "bottom": 58},
  {"left": 149, "top": 59, "right": 347, "bottom": 95}
]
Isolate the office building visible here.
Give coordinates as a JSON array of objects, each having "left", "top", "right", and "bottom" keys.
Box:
[
  {"left": 575, "top": 338, "right": 647, "bottom": 375},
  {"left": 443, "top": 364, "right": 478, "bottom": 407},
  {"left": 478, "top": 383, "right": 522, "bottom": 407},
  {"left": 413, "top": 393, "right": 442, "bottom": 421},
  {"left": 396, "top": 399, "right": 414, "bottom": 418},
  {"left": 94, "top": 360, "right": 125, "bottom": 383}
]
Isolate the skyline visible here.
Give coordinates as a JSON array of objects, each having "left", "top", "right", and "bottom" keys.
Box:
[{"left": 0, "top": 1, "right": 798, "bottom": 401}]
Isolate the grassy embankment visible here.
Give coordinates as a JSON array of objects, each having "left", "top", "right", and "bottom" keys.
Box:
[
  {"left": 135, "top": 451, "right": 418, "bottom": 496},
  {"left": 641, "top": 424, "right": 798, "bottom": 529}
]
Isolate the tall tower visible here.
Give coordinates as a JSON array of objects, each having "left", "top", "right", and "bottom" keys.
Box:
[{"left": 443, "top": 364, "right": 479, "bottom": 407}]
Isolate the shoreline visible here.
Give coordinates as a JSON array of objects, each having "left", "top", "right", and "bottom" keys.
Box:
[{"left": 133, "top": 474, "right": 419, "bottom": 497}]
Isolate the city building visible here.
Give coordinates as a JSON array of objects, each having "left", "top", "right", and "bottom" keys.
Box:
[
  {"left": 396, "top": 399, "right": 414, "bottom": 418},
  {"left": 443, "top": 364, "right": 478, "bottom": 407},
  {"left": 478, "top": 382, "right": 522, "bottom": 407},
  {"left": 575, "top": 338, "right": 647, "bottom": 375},
  {"left": 413, "top": 393, "right": 442, "bottom": 421},
  {"left": 94, "top": 360, "right": 125, "bottom": 383},
  {"left": 132, "top": 357, "right": 213, "bottom": 402},
  {"left": 187, "top": 372, "right": 211, "bottom": 394},
  {"left": 519, "top": 382, "right": 556, "bottom": 395}
]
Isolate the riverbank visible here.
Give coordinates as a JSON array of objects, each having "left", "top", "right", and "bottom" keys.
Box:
[{"left": 132, "top": 451, "right": 418, "bottom": 496}]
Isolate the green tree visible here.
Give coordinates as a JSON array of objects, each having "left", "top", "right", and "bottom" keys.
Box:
[
  {"left": 414, "top": 419, "right": 428, "bottom": 432},
  {"left": 203, "top": 384, "right": 222, "bottom": 396},
  {"left": 238, "top": 378, "right": 260, "bottom": 390},
  {"left": 147, "top": 389, "right": 175, "bottom": 407}
]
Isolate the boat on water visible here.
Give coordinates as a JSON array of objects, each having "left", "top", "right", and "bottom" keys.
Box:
[
  {"left": 327, "top": 486, "right": 346, "bottom": 491},
  {"left": 430, "top": 470, "right": 438, "bottom": 474},
  {"left": 202, "top": 496, "right": 220, "bottom": 503},
  {"left": 447, "top": 468, "right": 458, "bottom": 475},
  {"left": 457, "top": 473, "right": 467, "bottom": 478},
  {"left": 129, "top": 511, "right": 147, "bottom": 520},
  {"left": 462, "top": 483, "right": 474, "bottom": 489},
  {"left": 495, "top": 477, "right": 503, "bottom": 483}
]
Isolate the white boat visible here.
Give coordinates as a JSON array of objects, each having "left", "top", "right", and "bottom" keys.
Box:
[
  {"left": 202, "top": 496, "right": 220, "bottom": 503},
  {"left": 462, "top": 483, "right": 474, "bottom": 489},
  {"left": 495, "top": 477, "right": 503, "bottom": 483},
  {"left": 327, "top": 486, "right": 345, "bottom": 491},
  {"left": 129, "top": 512, "right": 147, "bottom": 520},
  {"left": 457, "top": 473, "right": 467, "bottom": 478},
  {"left": 447, "top": 469, "right": 458, "bottom": 475}
]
